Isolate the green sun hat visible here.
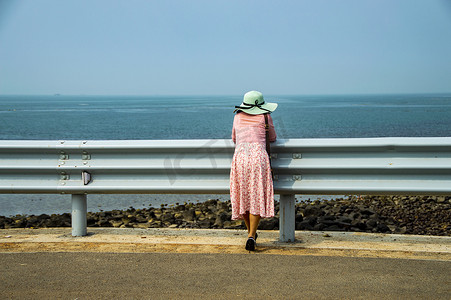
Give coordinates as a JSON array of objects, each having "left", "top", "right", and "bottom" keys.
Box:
[{"left": 234, "top": 91, "right": 278, "bottom": 115}]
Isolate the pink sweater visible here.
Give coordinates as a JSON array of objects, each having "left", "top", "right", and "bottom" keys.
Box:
[{"left": 232, "top": 112, "right": 277, "bottom": 146}]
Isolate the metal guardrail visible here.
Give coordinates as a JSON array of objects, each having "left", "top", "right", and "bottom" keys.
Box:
[{"left": 1, "top": 137, "right": 451, "bottom": 241}]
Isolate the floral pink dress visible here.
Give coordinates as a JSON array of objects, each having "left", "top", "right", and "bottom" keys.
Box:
[{"left": 230, "top": 112, "right": 277, "bottom": 220}]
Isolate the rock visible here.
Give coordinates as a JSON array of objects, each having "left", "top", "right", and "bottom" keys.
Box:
[
  {"left": 149, "top": 221, "right": 162, "bottom": 228},
  {"left": 121, "top": 218, "right": 132, "bottom": 226},
  {"left": 324, "top": 225, "right": 341, "bottom": 231},
  {"left": 387, "top": 225, "right": 397, "bottom": 232},
  {"left": 204, "top": 199, "right": 218, "bottom": 206},
  {"left": 183, "top": 210, "right": 195, "bottom": 222},
  {"left": 366, "top": 219, "right": 378, "bottom": 229},
  {"left": 230, "top": 220, "right": 245, "bottom": 229},
  {"left": 135, "top": 217, "right": 147, "bottom": 223},
  {"left": 350, "top": 227, "right": 363, "bottom": 232},
  {"left": 213, "top": 217, "right": 224, "bottom": 228},
  {"left": 330, "top": 206, "right": 341, "bottom": 214},
  {"left": 303, "top": 216, "right": 317, "bottom": 225},
  {"left": 336, "top": 221, "right": 351, "bottom": 228},
  {"left": 112, "top": 214, "right": 124, "bottom": 220},
  {"left": 174, "top": 213, "right": 183, "bottom": 219},
  {"left": 160, "top": 213, "right": 174, "bottom": 223},
  {"left": 205, "top": 212, "right": 216, "bottom": 220},
  {"left": 302, "top": 205, "right": 322, "bottom": 217},
  {"left": 360, "top": 208, "right": 376, "bottom": 216},
  {"left": 313, "top": 223, "right": 325, "bottom": 231},
  {"left": 0, "top": 196, "right": 448, "bottom": 235},
  {"left": 321, "top": 219, "right": 339, "bottom": 226},
  {"left": 259, "top": 218, "right": 278, "bottom": 230},
  {"left": 213, "top": 212, "right": 229, "bottom": 228},
  {"left": 296, "top": 220, "right": 314, "bottom": 230},
  {"left": 25, "top": 216, "right": 39, "bottom": 228},
  {"left": 97, "top": 218, "right": 110, "bottom": 227},
  {"left": 174, "top": 204, "right": 186, "bottom": 211},
  {"left": 337, "top": 216, "right": 352, "bottom": 224},
  {"left": 14, "top": 219, "right": 25, "bottom": 227},
  {"left": 377, "top": 222, "right": 390, "bottom": 233},
  {"left": 437, "top": 196, "right": 446, "bottom": 203},
  {"left": 134, "top": 223, "right": 152, "bottom": 229},
  {"left": 109, "top": 220, "right": 123, "bottom": 228},
  {"left": 395, "top": 226, "right": 407, "bottom": 234},
  {"left": 198, "top": 219, "right": 212, "bottom": 228},
  {"left": 351, "top": 220, "right": 366, "bottom": 230},
  {"left": 222, "top": 221, "right": 232, "bottom": 229},
  {"left": 217, "top": 201, "right": 229, "bottom": 210},
  {"left": 87, "top": 215, "right": 97, "bottom": 226}
]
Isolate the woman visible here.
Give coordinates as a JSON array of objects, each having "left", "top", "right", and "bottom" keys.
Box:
[{"left": 230, "top": 90, "right": 277, "bottom": 251}]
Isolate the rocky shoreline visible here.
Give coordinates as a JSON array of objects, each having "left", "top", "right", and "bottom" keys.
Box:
[{"left": 1, "top": 195, "right": 450, "bottom": 236}]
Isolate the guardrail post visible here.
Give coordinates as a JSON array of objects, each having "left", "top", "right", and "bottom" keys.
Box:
[
  {"left": 71, "top": 194, "right": 87, "bottom": 236},
  {"left": 279, "top": 194, "right": 295, "bottom": 242}
]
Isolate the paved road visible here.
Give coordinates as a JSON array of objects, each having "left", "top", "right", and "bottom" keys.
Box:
[{"left": 1, "top": 252, "right": 450, "bottom": 299}]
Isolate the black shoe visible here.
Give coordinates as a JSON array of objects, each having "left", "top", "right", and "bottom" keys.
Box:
[
  {"left": 247, "top": 232, "right": 258, "bottom": 241},
  {"left": 245, "top": 237, "right": 256, "bottom": 251}
]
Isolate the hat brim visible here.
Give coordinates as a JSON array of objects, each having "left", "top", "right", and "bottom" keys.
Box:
[{"left": 236, "top": 102, "right": 278, "bottom": 115}]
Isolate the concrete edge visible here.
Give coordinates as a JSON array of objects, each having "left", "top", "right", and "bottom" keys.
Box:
[{"left": 1, "top": 228, "right": 450, "bottom": 261}]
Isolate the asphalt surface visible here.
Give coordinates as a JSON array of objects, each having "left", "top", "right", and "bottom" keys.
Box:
[
  {"left": 1, "top": 228, "right": 450, "bottom": 299},
  {"left": 1, "top": 252, "right": 450, "bottom": 299}
]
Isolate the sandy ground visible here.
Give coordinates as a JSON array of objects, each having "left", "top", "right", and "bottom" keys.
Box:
[{"left": 1, "top": 228, "right": 450, "bottom": 261}]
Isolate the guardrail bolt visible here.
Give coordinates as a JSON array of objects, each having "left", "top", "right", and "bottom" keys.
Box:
[
  {"left": 292, "top": 153, "right": 302, "bottom": 159},
  {"left": 82, "top": 151, "right": 91, "bottom": 160},
  {"left": 59, "top": 151, "right": 69, "bottom": 160}
]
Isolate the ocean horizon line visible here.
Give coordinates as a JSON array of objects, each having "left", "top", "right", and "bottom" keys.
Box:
[{"left": 2, "top": 92, "right": 451, "bottom": 98}]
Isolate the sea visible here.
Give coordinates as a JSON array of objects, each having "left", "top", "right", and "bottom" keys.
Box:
[{"left": 1, "top": 94, "right": 450, "bottom": 216}]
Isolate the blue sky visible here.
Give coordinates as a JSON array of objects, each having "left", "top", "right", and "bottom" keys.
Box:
[{"left": 1, "top": 0, "right": 451, "bottom": 95}]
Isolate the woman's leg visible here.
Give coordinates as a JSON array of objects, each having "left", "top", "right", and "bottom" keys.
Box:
[
  {"left": 248, "top": 214, "right": 261, "bottom": 238},
  {"left": 243, "top": 211, "right": 250, "bottom": 233}
]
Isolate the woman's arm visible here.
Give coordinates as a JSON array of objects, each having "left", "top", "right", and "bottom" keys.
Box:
[
  {"left": 231, "top": 117, "right": 237, "bottom": 144},
  {"left": 268, "top": 115, "right": 277, "bottom": 142}
]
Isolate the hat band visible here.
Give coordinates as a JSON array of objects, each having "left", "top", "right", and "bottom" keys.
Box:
[{"left": 234, "top": 101, "right": 271, "bottom": 113}]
